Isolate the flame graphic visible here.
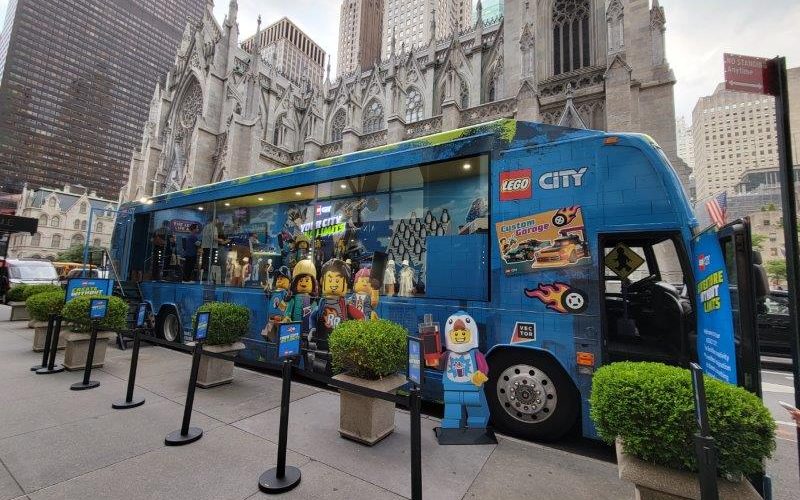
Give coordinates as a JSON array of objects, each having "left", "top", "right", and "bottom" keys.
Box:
[
  {"left": 558, "top": 206, "right": 580, "bottom": 224},
  {"left": 524, "top": 282, "right": 572, "bottom": 313}
]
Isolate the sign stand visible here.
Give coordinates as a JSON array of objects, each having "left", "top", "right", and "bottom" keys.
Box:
[
  {"left": 31, "top": 313, "right": 56, "bottom": 371},
  {"left": 112, "top": 304, "right": 148, "bottom": 409},
  {"left": 36, "top": 315, "right": 64, "bottom": 374},
  {"left": 70, "top": 298, "right": 108, "bottom": 391},
  {"left": 690, "top": 363, "right": 719, "bottom": 500},
  {"left": 407, "top": 336, "right": 423, "bottom": 500},
  {"left": 165, "top": 311, "right": 210, "bottom": 446}
]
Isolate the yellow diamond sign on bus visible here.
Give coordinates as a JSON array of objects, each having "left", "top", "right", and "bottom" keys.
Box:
[{"left": 604, "top": 243, "right": 645, "bottom": 280}]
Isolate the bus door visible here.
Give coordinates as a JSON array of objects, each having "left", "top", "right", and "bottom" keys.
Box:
[
  {"left": 599, "top": 232, "right": 694, "bottom": 367},
  {"left": 714, "top": 219, "right": 767, "bottom": 396}
]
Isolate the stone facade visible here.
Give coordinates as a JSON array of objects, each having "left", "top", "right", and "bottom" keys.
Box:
[
  {"left": 122, "top": 0, "right": 689, "bottom": 202},
  {"left": 8, "top": 184, "right": 118, "bottom": 260}
]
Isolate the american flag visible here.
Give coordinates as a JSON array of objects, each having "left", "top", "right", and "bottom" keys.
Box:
[{"left": 706, "top": 192, "right": 727, "bottom": 228}]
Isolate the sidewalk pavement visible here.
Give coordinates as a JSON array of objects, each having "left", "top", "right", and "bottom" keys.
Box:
[{"left": 0, "top": 311, "right": 631, "bottom": 500}]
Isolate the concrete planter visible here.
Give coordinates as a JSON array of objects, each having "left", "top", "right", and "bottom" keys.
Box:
[
  {"left": 8, "top": 302, "right": 29, "bottom": 321},
  {"left": 63, "top": 329, "right": 115, "bottom": 371},
  {"left": 32, "top": 320, "right": 66, "bottom": 352},
  {"left": 28, "top": 319, "right": 36, "bottom": 328},
  {"left": 196, "top": 342, "right": 246, "bottom": 388},
  {"left": 332, "top": 373, "right": 406, "bottom": 446},
  {"left": 615, "top": 439, "right": 760, "bottom": 500}
]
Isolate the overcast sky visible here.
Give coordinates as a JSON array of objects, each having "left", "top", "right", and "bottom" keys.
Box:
[{"left": 1, "top": 0, "right": 798, "bottom": 122}]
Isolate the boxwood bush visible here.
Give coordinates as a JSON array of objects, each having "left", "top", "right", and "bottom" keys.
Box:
[
  {"left": 193, "top": 302, "right": 249, "bottom": 345},
  {"left": 330, "top": 319, "right": 407, "bottom": 380},
  {"left": 6, "top": 284, "right": 28, "bottom": 302},
  {"left": 62, "top": 295, "right": 128, "bottom": 333},
  {"left": 26, "top": 290, "right": 66, "bottom": 322},
  {"left": 22, "top": 284, "right": 63, "bottom": 300},
  {"left": 590, "top": 362, "right": 775, "bottom": 478}
]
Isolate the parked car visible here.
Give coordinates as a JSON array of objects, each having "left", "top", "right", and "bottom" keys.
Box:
[
  {"left": 757, "top": 290, "right": 791, "bottom": 357},
  {"left": 2, "top": 259, "right": 59, "bottom": 297}
]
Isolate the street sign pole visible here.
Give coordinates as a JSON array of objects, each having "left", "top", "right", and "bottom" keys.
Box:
[{"left": 771, "top": 56, "right": 800, "bottom": 476}]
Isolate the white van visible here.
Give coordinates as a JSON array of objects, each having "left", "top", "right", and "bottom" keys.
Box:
[{"left": 4, "top": 259, "right": 59, "bottom": 286}]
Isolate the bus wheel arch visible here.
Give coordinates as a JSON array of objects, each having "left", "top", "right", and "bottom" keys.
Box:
[
  {"left": 155, "top": 305, "right": 183, "bottom": 344},
  {"left": 485, "top": 346, "right": 580, "bottom": 441}
]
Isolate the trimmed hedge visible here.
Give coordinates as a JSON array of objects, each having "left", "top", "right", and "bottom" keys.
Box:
[
  {"left": 62, "top": 295, "right": 128, "bottom": 333},
  {"left": 590, "top": 362, "right": 775, "bottom": 478},
  {"left": 26, "top": 291, "right": 66, "bottom": 322},
  {"left": 194, "top": 302, "right": 249, "bottom": 346},
  {"left": 22, "top": 284, "right": 63, "bottom": 300},
  {"left": 6, "top": 285, "right": 27, "bottom": 302},
  {"left": 330, "top": 319, "right": 407, "bottom": 380}
]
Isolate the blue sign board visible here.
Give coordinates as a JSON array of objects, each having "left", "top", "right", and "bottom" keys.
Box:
[
  {"left": 408, "top": 337, "right": 422, "bottom": 386},
  {"left": 135, "top": 303, "right": 148, "bottom": 328},
  {"left": 89, "top": 298, "right": 108, "bottom": 320},
  {"left": 692, "top": 230, "right": 737, "bottom": 385},
  {"left": 278, "top": 322, "right": 302, "bottom": 358},
  {"left": 66, "top": 278, "right": 113, "bottom": 302},
  {"left": 195, "top": 312, "right": 210, "bottom": 342}
]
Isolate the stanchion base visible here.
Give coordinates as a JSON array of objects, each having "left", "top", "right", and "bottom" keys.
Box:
[
  {"left": 434, "top": 427, "right": 497, "bottom": 445},
  {"left": 31, "top": 365, "right": 44, "bottom": 371},
  {"left": 112, "top": 396, "right": 145, "bottom": 409},
  {"left": 165, "top": 427, "right": 203, "bottom": 446},
  {"left": 70, "top": 380, "right": 100, "bottom": 391},
  {"left": 35, "top": 365, "right": 64, "bottom": 375},
  {"left": 258, "top": 466, "right": 301, "bottom": 493}
]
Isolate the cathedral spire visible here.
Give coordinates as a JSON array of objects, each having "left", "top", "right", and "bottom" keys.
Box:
[
  {"left": 227, "top": 0, "right": 238, "bottom": 26},
  {"left": 475, "top": 0, "right": 482, "bottom": 26},
  {"left": 429, "top": 6, "right": 436, "bottom": 44}
]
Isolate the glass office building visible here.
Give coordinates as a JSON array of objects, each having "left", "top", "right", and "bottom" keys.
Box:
[{"left": 0, "top": 0, "right": 207, "bottom": 199}]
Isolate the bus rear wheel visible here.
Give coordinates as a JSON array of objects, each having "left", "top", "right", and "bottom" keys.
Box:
[
  {"left": 156, "top": 309, "right": 183, "bottom": 344},
  {"left": 486, "top": 349, "right": 579, "bottom": 441}
]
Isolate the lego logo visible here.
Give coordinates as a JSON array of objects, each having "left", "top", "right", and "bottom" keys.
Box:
[{"left": 501, "top": 178, "right": 530, "bottom": 192}]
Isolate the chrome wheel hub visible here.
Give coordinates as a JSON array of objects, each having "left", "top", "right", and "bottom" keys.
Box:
[{"left": 496, "top": 364, "right": 557, "bottom": 423}]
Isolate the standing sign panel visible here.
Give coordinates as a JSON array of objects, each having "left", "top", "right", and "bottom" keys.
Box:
[
  {"left": 66, "top": 278, "right": 113, "bottom": 302},
  {"left": 278, "top": 322, "right": 301, "bottom": 359},
  {"left": 692, "top": 230, "right": 737, "bottom": 385},
  {"left": 407, "top": 337, "right": 423, "bottom": 386},
  {"left": 194, "top": 312, "right": 210, "bottom": 343},
  {"left": 89, "top": 298, "right": 108, "bottom": 320}
]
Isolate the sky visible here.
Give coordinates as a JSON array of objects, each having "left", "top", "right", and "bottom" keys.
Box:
[{"left": 1, "top": 0, "right": 799, "bottom": 122}]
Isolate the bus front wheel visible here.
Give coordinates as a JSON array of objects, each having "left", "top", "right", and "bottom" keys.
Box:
[
  {"left": 486, "top": 349, "right": 579, "bottom": 441},
  {"left": 156, "top": 309, "right": 183, "bottom": 344}
]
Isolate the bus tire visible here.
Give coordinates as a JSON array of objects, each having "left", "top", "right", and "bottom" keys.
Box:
[
  {"left": 156, "top": 308, "right": 183, "bottom": 344},
  {"left": 485, "top": 349, "right": 579, "bottom": 442}
]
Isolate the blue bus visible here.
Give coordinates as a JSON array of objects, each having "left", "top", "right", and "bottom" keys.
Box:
[{"left": 110, "top": 119, "right": 764, "bottom": 441}]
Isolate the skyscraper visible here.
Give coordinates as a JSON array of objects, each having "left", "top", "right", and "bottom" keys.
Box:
[
  {"left": 474, "top": 0, "right": 503, "bottom": 23},
  {"left": 0, "top": 0, "right": 208, "bottom": 199},
  {"left": 675, "top": 116, "right": 695, "bottom": 172},
  {"left": 337, "top": 0, "right": 384, "bottom": 76},
  {"left": 241, "top": 17, "right": 326, "bottom": 87},
  {"left": 382, "top": 0, "right": 472, "bottom": 57}
]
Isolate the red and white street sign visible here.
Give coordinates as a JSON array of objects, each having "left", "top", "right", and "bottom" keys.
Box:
[{"left": 723, "top": 53, "right": 776, "bottom": 96}]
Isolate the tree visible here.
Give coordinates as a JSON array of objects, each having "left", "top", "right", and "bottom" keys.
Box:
[
  {"left": 765, "top": 260, "right": 787, "bottom": 283},
  {"left": 751, "top": 233, "right": 767, "bottom": 251},
  {"left": 56, "top": 245, "right": 106, "bottom": 264}
]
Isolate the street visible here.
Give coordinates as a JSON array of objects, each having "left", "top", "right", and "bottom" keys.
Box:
[{"left": 761, "top": 368, "right": 799, "bottom": 500}]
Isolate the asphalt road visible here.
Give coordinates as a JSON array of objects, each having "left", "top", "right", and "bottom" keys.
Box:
[{"left": 762, "top": 367, "right": 799, "bottom": 500}]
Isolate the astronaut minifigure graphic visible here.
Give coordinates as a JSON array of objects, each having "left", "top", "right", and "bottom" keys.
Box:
[{"left": 436, "top": 311, "right": 491, "bottom": 441}]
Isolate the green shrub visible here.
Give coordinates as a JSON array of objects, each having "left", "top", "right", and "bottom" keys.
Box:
[
  {"left": 193, "top": 302, "right": 249, "bottom": 345},
  {"left": 62, "top": 295, "right": 128, "bottom": 333},
  {"left": 6, "top": 284, "right": 28, "bottom": 302},
  {"left": 22, "top": 284, "right": 63, "bottom": 300},
  {"left": 330, "top": 319, "right": 407, "bottom": 380},
  {"left": 26, "top": 291, "right": 66, "bottom": 321},
  {"left": 590, "top": 362, "right": 775, "bottom": 478}
]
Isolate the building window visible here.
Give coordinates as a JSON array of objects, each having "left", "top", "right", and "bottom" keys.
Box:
[
  {"left": 331, "top": 108, "right": 346, "bottom": 142},
  {"left": 93, "top": 238, "right": 101, "bottom": 247},
  {"left": 81, "top": 220, "right": 87, "bottom": 230},
  {"left": 48, "top": 197, "right": 56, "bottom": 208},
  {"left": 96, "top": 222, "right": 104, "bottom": 233},
  {"left": 38, "top": 214, "right": 48, "bottom": 227},
  {"left": 405, "top": 88, "right": 423, "bottom": 123},
  {"left": 51, "top": 234, "right": 62, "bottom": 249},
  {"left": 273, "top": 115, "right": 286, "bottom": 147},
  {"left": 51, "top": 216, "right": 60, "bottom": 228},
  {"left": 71, "top": 234, "right": 83, "bottom": 247},
  {"left": 79, "top": 202, "right": 87, "bottom": 214},
  {"left": 31, "top": 233, "right": 41, "bottom": 247},
  {"left": 362, "top": 99, "right": 384, "bottom": 134},
  {"left": 73, "top": 220, "right": 80, "bottom": 230},
  {"left": 552, "top": 0, "right": 591, "bottom": 76},
  {"left": 459, "top": 79, "right": 469, "bottom": 109}
]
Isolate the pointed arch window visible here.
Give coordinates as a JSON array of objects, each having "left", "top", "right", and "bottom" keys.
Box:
[
  {"left": 71, "top": 234, "right": 83, "bottom": 247},
  {"left": 73, "top": 220, "right": 80, "bottom": 230},
  {"left": 51, "top": 234, "right": 62, "bottom": 249},
  {"left": 405, "top": 88, "right": 423, "bottom": 123},
  {"left": 48, "top": 197, "right": 56, "bottom": 208},
  {"left": 96, "top": 222, "right": 104, "bottom": 233},
  {"left": 80, "top": 220, "right": 87, "bottom": 231},
  {"left": 331, "top": 108, "right": 346, "bottom": 142},
  {"left": 79, "top": 202, "right": 87, "bottom": 214},
  {"left": 459, "top": 79, "right": 469, "bottom": 109},
  {"left": 362, "top": 100, "right": 384, "bottom": 134},
  {"left": 273, "top": 115, "right": 286, "bottom": 147},
  {"left": 51, "top": 216, "right": 60, "bottom": 228},
  {"left": 38, "top": 215, "right": 48, "bottom": 227},
  {"left": 552, "top": 0, "right": 591, "bottom": 76}
]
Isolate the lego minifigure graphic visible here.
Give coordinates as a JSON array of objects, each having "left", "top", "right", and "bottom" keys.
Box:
[
  {"left": 261, "top": 258, "right": 273, "bottom": 291},
  {"left": 435, "top": 311, "right": 494, "bottom": 444},
  {"left": 383, "top": 259, "right": 396, "bottom": 296},
  {"left": 398, "top": 260, "right": 414, "bottom": 297},
  {"left": 282, "top": 259, "right": 318, "bottom": 332},
  {"left": 261, "top": 266, "right": 291, "bottom": 341},
  {"left": 350, "top": 267, "right": 379, "bottom": 320}
]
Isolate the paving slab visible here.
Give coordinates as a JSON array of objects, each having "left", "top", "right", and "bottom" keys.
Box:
[
  {"left": 98, "top": 345, "right": 192, "bottom": 379},
  {"left": 244, "top": 459, "right": 404, "bottom": 500},
  {"left": 234, "top": 391, "right": 496, "bottom": 500},
  {"left": 463, "top": 436, "right": 631, "bottom": 500},
  {"left": 27, "top": 425, "right": 310, "bottom": 500},
  {"left": 0, "top": 399, "right": 224, "bottom": 493},
  {"left": 134, "top": 363, "right": 264, "bottom": 401},
  {"left": 0, "top": 462, "right": 23, "bottom": 500}
]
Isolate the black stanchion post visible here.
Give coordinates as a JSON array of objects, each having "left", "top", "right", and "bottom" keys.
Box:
[
  {"left": 112, "top": 328, "right": 145, "bottom": 409},
  {"left": 258, "top": 358, "right": 301, "bottom": 493},
  {"left": 36, "top": 315, "right": 64, "bottom": 374},
  {"left": 690, "top": 363, "right": 719, "bottom": 500},
  {"left": 409, "top": 387, "right": 422, "bottom": 500},
  {"left": 31, "top": 313, "right": 55, "bottom": 371},
  {"left": 71, "top": 320, "right": 101, "bottom": 390},
  {"left": 164, "top": 342, "right": 204, "bottom": 445}
]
